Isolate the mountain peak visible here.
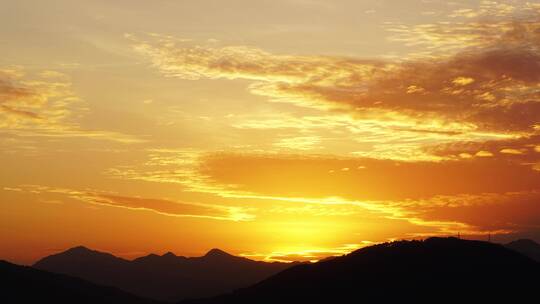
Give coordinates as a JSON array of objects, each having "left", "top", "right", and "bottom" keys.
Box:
[
  {"left": 33, "top": 245, "right": 125, "bottom": 269},
  {"left": 204, "top": 248, "right": 231, "bottom": 258},
  {"left": 61, "top": 246, "right": 105, "bottom": 257},
  {"left": 162, "top": 251, "right": 177, "bottom": 258},
  {"left": 62, "top": 246, "right": 118, "bottom": 258},
  {"left": 66, "top": 245, "right": 92, "bottom": 253}
]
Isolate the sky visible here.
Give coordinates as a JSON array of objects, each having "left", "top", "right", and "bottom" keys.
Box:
[{"left": 1, "top": 0, "right": 539, "bottom": 264}]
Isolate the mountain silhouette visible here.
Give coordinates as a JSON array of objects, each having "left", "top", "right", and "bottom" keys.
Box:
[
  {"left": 34, "top": 247, "right": 294, "bottom": 302},
  {"left": 0, "top": 260, "right": 159, "bottom": 304},
  {"left": 506, "top": 239, "right": 540, "bottom": 262},
  {"left": 181, "top": 237, "right": 540, "bottom": 303},
  {"left": 203, "top": 249, "right": 233, "bottom": 258}
]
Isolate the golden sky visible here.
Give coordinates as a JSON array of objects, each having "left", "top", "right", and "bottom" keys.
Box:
[{"left": 1, "top": 0, "right": 539, "bottom": 264}]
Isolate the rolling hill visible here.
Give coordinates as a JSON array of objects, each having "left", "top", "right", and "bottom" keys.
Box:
[
  {"left": 181, "top": 237, "right": 540, "bottom": 303},
  {"left": 0, "top": 260, "right": 159, "bottom": 304},
  {"left": 506, "top": 238, "right": 540, "bottom": 262}
]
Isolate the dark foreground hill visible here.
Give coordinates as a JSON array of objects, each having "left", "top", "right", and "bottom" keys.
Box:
[
  {"left": 0, "top": 260, "right": 159, "bottom": 304},
  {"left": 33, "top": 246, "right": 294, "bottom": 302},
  {"left": 506, "top": 239, "right": 540, "bottom": 262},
  {"left": 181, "top": 237, "right": 540, "bottom": 304}
]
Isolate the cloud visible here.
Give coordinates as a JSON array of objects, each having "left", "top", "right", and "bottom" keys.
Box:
[
  {"left": 0, "top": 67, "right": 78, "bottom": 128},
  {"left": 105, "top": 150, "right": 540, "bottom": 238},
  {"left": 129, "top": 34, "right": 380, "bottom": 84},
  {"left": 120, "top": 3, "right": 540, "bottom": 240},
  {"left": 339, "top": 46, "right": 540, "bottom": 133},
  {"left": 0, "top": 67, "right": 143, "bottom": 144},
  {"left": 229, "top": 111, "right": 516, "bottom": 162},
  {"left": 475, "top": 150, "right": 493, "bottom": 157},
  {"left": 240, "top": 243, "right": 367, "bottom": 263},
  {"left": 415, "top": 190, "right": 540, "bottom": 236},
  {"left": 194, "top": 153, "right": 540, "bottom": 201},
  {"left": 104, "top": 148, "right": 540, "bottom": 203},
  {"left": 93, "top": 194, "right": 254, "bottom": 221},
  {"left": 500, "top": 148, "right": 524, "bottom": 155},
  {"left": 7, "top": 185, "right": 254, "bottom": 222},
  {"left": 131, "top": 10, "right": 539, "bottom": 159},
  {"left": 426, "top": 134, "right": 539, "bottom": 170},
  {"left": 274, "top": 136, "right": 322, "bottom": 151},
  {"left": 386, "top": 1, "right": 540, "bottom": 56},
  {"left": 452, "top": 76, "right": 475, "bottom": 86},
  {"left": 448, "top": 1, "right": 531, "bottom": 19}
]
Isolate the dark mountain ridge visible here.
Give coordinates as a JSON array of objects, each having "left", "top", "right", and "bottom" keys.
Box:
[
  {"left": 33, "top": 247, "right": 294, "bottom": 302},
  {"left": 181, "top": 237, "right": 540, "bottom": 304}
]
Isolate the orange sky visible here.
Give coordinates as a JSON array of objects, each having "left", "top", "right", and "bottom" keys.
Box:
[{"left": 1, "top": 0, "right": 539, "bottom": 265}]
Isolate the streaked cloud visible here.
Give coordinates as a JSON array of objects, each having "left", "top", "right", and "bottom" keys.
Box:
[
  {"left": 240, "top": 243, "right": 368, "bottom": 263},
  {"left": 500, "top": 148, "right": 524, "bottom": 155},
  {"left": 7, "top": 185, "right": 254, "bottom": 222},
  {"left": 105, "top": 150, "right": 540, "bottom": 238}
]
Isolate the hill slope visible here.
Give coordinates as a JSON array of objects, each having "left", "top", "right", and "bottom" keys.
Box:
[
  {"left": 182, "top": 237, "right": 540, "bottom": 303},
  {"left": 506, "top": 239, "right": 540, "bottom": 262},
  {"left": 0, "top": 260, "right": 159, "bottom": 304},
  {"left": 34, "top": 247, "right": 293, "bottom": 302}
]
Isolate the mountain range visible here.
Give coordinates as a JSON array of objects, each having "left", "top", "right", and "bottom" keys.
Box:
[
  {"left": 3, "top": 237, "right": 539, "bottom": 303},
  {"left": 33, "top": 247, "right": 294, "bottom": 302}
]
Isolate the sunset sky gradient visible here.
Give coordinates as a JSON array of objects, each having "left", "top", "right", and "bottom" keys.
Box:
[{"left": 1, "top": 0, "right": 539, "bottom": 264}]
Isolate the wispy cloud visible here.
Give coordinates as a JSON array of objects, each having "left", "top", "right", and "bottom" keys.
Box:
[
  {"left": 386, "top": 1, "right": 540, "bottom": 56},
  {"left": 0, "top": 67, "right": 143, "bottom": 144}
]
